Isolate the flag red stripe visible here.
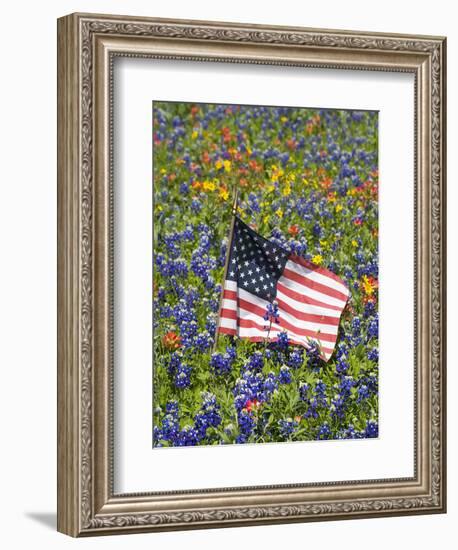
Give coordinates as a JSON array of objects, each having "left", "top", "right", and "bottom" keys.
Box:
[
  {"left": 223, "top": 289, "right": 237, "bottom": 301},
  {"left": 275, "top": 295, "right": 340, "bottom": 326},
  {"left": 237, "top": 318, "right": 336, "bottom": 351},
  {"left": 238, "top": 336, "right": 331, "bottom": 358},
  {"left": 220, "top": 308, "right": 237, "bottom": 320},
  {"left": 277, "top": 282, "right": 343, "bottom": 317},
  {"left": 283, "top": 267, "right": 348, "bottom": 302},
  {"left": 289, "top": 254, "right": 348, "bottom": 286},
  {"left": 237, "top": 298, "right": 338, "bottom": 343},
  {"left": 219, "top": 326, "right": 236, "bottom": 336},
  {"left": 218, "top": 318, "right": 333, "bottom": 358},
  {"left": 221, "top": 292, "right": 340, "bottom": 332},
  {"left": 239, "top": 337, "right": 331, "bottom": 358}
]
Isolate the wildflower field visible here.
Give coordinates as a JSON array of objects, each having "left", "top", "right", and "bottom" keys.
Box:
[{"left": 153, "top": 102, "right": 379, "bottom": 447}]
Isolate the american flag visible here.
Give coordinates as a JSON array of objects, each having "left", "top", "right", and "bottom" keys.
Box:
[{"left": 217, "top": 216, "right": 350, "bottom": 361}]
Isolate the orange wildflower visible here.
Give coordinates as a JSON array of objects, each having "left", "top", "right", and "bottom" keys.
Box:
[
  {"left": 162, "top": 331, "right": 181, "bottom": 351},
  {"left": 288, "top": 224, "right": 299, "bottom": 236}
]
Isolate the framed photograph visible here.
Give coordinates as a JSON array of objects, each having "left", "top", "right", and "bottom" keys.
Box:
[{"left": 57, "top": 13, "right": 446, "bottom": 536}]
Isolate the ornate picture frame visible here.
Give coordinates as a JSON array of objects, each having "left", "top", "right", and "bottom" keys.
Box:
[{"left": 57, "top": 12, "right": 446, "bottom": 536}]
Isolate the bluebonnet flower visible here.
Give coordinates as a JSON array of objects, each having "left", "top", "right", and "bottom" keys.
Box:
[
  {"left": 352, "top": 316, "right": 361, "bottom": 337},
  {"left": 179, "top": 182, "right": 189, "bottom": 194},
  {"left": 194, "top": 392, "right": 222, "bottom": 439},
  {"left": 331, "top": 377, "right": 354, "bottom": 420},
  {"left": 367, "top": 348, "right": 378, "bottom": 362},
  {"left": 264, "top": 301, "right": 280, "bottom": 324},
  {"left": 171, "top": 426, "right": 200, "bottom": 446},
  {"left": 278, "top": 418, "right": 298, "bottom": 438},
  {"left": 305, "top": 341, "right": 322, "bottom": 371},
  {"left": 341, "top": 424, "right": 359, "bottom": 439},
  {"left": 155, "top": 400, "right": 180, "bottom": 444},
  {"left": 233, "top": 370, "right": 264, "bottom": 412},
  {"left": 167, "top": 352, "right": 183, "bottom": 376},
  {"left": 278, "top": 365, "right": 292, "bottom": 384},
  {"left": 263, "top": 372, "right": 278, "bottom": 395},
  {"left": 367, "top": 314, "right": 379, "bottom": 340},
  {"left": 336, "top": 356, "right": 349, "bottom": 374},
  {"left": 211, "top": 346, "right": 236, "bottom": 376},
  {"left": 194, "top": 330, "right": 212, "bottom": 351},
  {"left": 299, "top": 382, "right": 309, "bottom": 401},
  {"left": 365, "top": 420, "right": 379, "bottom": 438},
  {"left": 174, "top": 364, "right": 192, "bottom": 389},
  {"left": 317, "top": 423, "right": 332, "bottom": 440},
  {"left": 357, "top": 384, "right": 370, "bottom": 402},
  {"left": 180, "top": 224, "right": 194, "bottom": 241},
  {"left": 236, "top": 410, "right": 255, "bottom": 444},
  {"left": 314, "top": 380, "right": 328, "bottom": 407},
  {"left": 190, "top": 199, "right": 202, "bottom": 213},
  {"left": 363, "top": 300, "right": 376, "bottom": 318},
  {"left": 247, "top": 351, "right": 264, "bottom": 373},
  {"left": 312, "top": 221, "right": 323, "bottom": 238},
  {"left": 248, "top": 192, "right": 261, "bottom": 213},
  {"left": 276, "top": 331, "right": 289, "bottom": 351},
  {"left": 288, "top": 348, "right": 303, "bottom": 369},
  {"left": 205, "top": 314, "right": 217, "bottom": 336}
]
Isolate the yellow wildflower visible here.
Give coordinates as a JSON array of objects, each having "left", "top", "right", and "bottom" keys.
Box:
[
  {"left": 203, "top": 180, "right": 215, "bottom": 191},
  {"left": 215, "top": 159, "right": 223, "bottom": 170},
  {"left": 362, "top": 275, "right": 376, "bottom": 296},
  {"left": 312, "top": 254, "right": 323, "bottom": 265},
  {"left": 335, "top": 204, "right": 343, "bottom": 213},
  {"left": 223, "top": 160, "right": 231, "bottom": 173},
  {"left": 281, "top": 116, "right": 288, "bottom": 123},
  {"left": 302, "top": 178, "right": 309, "bottom": 185},
  {"left": 191, "top": 130, "right": 198, "bottom": 139},
  {"left": 263, "top": 214, "right": 270, "bottom": 225},
  {"left": 351, "top": 239, "right": 358, "bottom": 247},
  {"left": 275, "top": 208, "right": 283, "bottom": 219},
  {"left": 282, "top": 184, "right": 291, "bottom": 197},
  {"left": 160, "top": 168, "right": 167, "bottom": 175},
  {"left": 219, "top": 188, "right": 229, "bottom": 201},
  {"left": 320, "top": 240, "right": 328, "bottom": 249},
  {"left": 156, "top": 205, "right": 163, "bottom": 212},
  {"left": 271, "top": 165, "right": 284, "bottom": 183}
]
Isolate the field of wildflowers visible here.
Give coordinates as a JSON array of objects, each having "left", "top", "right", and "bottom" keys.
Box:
[{"left": 153, "top": 102, "right": 379, "bottom": 447}]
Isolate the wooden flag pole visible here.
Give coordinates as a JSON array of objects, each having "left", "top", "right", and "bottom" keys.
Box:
[{"left": 212, "top": 185, "right": 239, "bottom": 354}]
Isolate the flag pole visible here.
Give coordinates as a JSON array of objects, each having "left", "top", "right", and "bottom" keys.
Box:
[{"left": 212, "top": 185, "right": 239, "bottom": 354}]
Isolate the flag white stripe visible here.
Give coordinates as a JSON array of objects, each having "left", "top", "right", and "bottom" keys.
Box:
[
  {"left": 279, "top": 273, "right": 347, "bottom": 308},
  {"left": 224, "top": 280, "right": 237, "bottom": 292},
  {"left": 221, "top": 293, "right": 338, "bottom": 345},
  {"left": 287, "top": 259, "right": 350, "bottom": 296},
  {"left": 234, "top": 325, "right": 333, "bottom": 359},
  {"left": 221, "top": 298, "right": 237, "bottom": 311},
  {"left": 220, "top": 317, "right": 333, "bottom": 356},
  {"left": 238, "top": 309, "right": 338, "bottom": 342},
  {"left": 235, "top": 293, "right": 339, "bottom": 337},
  {"left": 276, "top": 288, "right": 342, "bottom": 318},
  {"left": 219, "top": 317, "right": 237, "bottom": 330}
]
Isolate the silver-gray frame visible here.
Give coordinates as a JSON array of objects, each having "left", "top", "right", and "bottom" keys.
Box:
[{"left": 57, "top": 12, "right": 446, "bottom": 537}]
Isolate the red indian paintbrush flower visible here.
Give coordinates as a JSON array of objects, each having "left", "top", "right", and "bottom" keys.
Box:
[
  {"left": 288, "top": 224, "right": 299, "bottom": 236},
  {"left": 162, "top": 331, "right": 181, "bottom": 350},
  {"left": 243, "top": 399, "right": 261, "bottom": 413}
]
